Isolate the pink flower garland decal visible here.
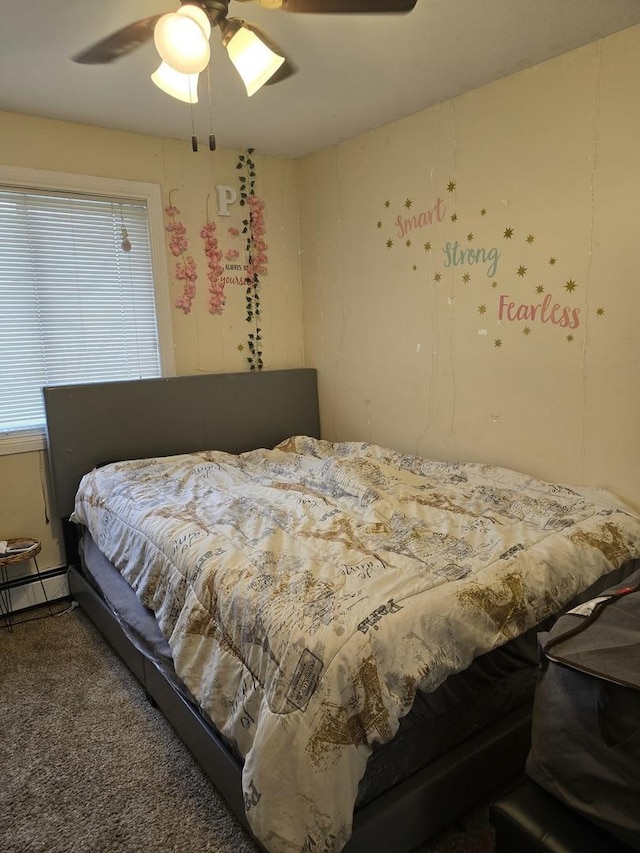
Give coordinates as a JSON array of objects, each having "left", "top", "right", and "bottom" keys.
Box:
[
  {"left": 247, "top": 195, "right": 269, "bottom": 279},
  {"left": 201, "top": 221, "right": 225, "bottom": 314},
  {"left": 165, "top": 200, "right": 197, "bottom": 315}
]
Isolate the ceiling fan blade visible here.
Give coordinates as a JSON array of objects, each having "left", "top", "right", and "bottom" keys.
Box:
[
  {"left": 72, "top": 16, "right": 162, "bottom": 64},
  {"left": 279, "top": 0, "right": 417, "bottom": 12}
]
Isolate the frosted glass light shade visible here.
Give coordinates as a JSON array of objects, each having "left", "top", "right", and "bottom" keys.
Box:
[
  {"left": 151, "top": 61, "right": 199, "bottom": 103},
  {"left": 154, "top": 12, "right": 210, "bottom": 74},
  {"left": 223, "top": 21, "right": 285, "bottom": 97},
  {"left": 176, "top": 4, "right": 212, "bottom": 39}
]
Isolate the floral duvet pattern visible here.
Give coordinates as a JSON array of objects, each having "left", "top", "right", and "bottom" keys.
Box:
[{"left": 72, "top": 437, "right": 640, "bottom": 853}]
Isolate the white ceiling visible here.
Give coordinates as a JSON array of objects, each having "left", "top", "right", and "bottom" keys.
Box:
[{"left": 2, "top": 1, "right": 640, "bottom": 159}]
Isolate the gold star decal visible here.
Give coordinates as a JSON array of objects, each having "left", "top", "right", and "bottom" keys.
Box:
[
  {"left": 451, "top": 213, "right": 458, "bottom": 222},
  {"left": 412, "top": 265, "right": 418, "bottom": 271},
  {"left": 386, "top": 239, "right": 393, "bottom": 249},
  {"left": 536, "top": 285, "right": 544, "bottom": 294},
  {"left": 526, "top": 234, "right": 535, "bottom": 244},
  {"left": 565, "top": 279, "right": 577, "bottom": 293},
  {"left": 404, "top": 198, "right": 413, "bottom": 209},
  {"left": 523, "top": 327, "right": 531, "bottom": 336},
  {"left": 405, "top": 239, "right": 411, "bottom": 247},
  {"left": 467, "top": 232, "right": 474, "bottom": 242},
  {"left": 424, "top": 241, "right": 432, "bottom": 252},
  {"left": 492, "top": 281, "right": 498, "bottom": 288},
  {"left": 434, "top": 272, "right": 442, "bottom": 282},
  {"left": 478, "top": 304, "right": 487, "bottom": 314},
  {"left": 237, "top": 343, "right": 245, "bottom": 352},
  {"left": 447, "top": 181, "right": 456, "bottom": 193},
  {"left": 596, "top": 307, "right": 605, "bottom": 316},
  {"left": 376, "top": 221, "right": 382, "bottom": 229},
  {"left": 494, "top": 339, "right": 502, "bottom": 348},
  {"left": 480, "top": 208, "right": 487, "bottom": 216},
  {"left": 566, "top": 334, "right": 574, "bottom": 343},
  {"left": 504, "top": 227, "right": 514, "bottom": 239},
  {"left": 384, "top": 200, "right": 390, "bottom": 208},
  {"left": 517, "top": 265, "right": 527, "bottom": 277},
  {"left": 462, "top": 273, "right": 471, "bottom": 283},
  {"left": 549, "top": 257, "right": 557, "bottom": 265}
]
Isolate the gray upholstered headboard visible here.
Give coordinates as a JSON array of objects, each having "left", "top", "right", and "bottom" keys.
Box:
[{"left": 43, "top": 368, "right": 320, "bottom": 519}]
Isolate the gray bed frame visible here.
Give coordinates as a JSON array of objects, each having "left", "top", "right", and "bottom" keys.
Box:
[{"left": 43, "top": 368, "right": 532, "bottom": 853}]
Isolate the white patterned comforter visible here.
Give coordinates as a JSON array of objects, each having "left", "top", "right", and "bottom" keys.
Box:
[{"left": 72, "top": 437, "right": 640, "bottom": 852}]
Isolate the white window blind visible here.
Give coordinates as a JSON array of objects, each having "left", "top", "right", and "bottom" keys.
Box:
[{"left": 0, "top": 187, "right": 163, "bottom": 436}]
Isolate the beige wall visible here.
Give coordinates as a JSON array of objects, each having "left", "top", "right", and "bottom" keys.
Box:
[
  {"left": 0, "top": 113, "right": 304, "bottom": 577},
  {"left": 299, "top": 26, "right": 640, "bottom": 512}
]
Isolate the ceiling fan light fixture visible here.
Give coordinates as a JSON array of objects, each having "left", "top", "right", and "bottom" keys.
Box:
[
  {"left": 151, "top": 61, "right": 199, "bottom": 103},
  {"left": 154, "top": 12, "right": 210, "bottom": 74},
  {"left": 221, "top": 19, "right": 285, "bottom": 97},
  {"left": 176, "top": 4, "right": 212, "bottom": 40}
]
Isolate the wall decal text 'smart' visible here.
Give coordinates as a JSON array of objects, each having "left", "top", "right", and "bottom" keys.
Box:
[
  {"left": 394, "top": 198, "right": 501, "bottom": 279},
  {"left": 384, "top": 183, "right": 591, "bottom": 339}
]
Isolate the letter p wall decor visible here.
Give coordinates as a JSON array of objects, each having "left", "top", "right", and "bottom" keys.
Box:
[{"left": 216, "top": 185, "right": 237, "bottom": 216}]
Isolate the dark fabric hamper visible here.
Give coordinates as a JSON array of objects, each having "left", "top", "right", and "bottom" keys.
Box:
[{"left": 526, "top": 567, "right": 640, "bottom": 851}]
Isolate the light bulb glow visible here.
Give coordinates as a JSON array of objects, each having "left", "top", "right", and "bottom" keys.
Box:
[
  {"left": 154, "top": 13, "right": 210, "bottom": 74},
  {"left": 176, "top": 4, "right": 212, "bottom": 39},
  {"left": 151, "top": 61, "right": 199, "bottom": 103}
]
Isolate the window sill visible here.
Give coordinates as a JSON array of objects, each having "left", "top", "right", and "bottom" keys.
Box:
[{"left": 0, "top": 430, "right": 46, "bottom": 456}]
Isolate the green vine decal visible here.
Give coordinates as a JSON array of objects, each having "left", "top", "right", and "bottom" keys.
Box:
[{"left": 236, "top": 148, "right": 268, "bottom": 370}]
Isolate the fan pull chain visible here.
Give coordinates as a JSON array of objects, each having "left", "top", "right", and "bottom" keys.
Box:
[
  {"left": 190, "top": 106, "right": 198, "bottom": 152},
  {"left": 189, "top": 76, "right": 198, "bottom": 152},
  {"left": 207, "top": 63, "right": 216, "bottom": 151}
]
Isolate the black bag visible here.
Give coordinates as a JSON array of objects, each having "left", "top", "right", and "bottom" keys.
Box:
[{"left": 526, "top": 569, "right": 640, "bottom": 851}]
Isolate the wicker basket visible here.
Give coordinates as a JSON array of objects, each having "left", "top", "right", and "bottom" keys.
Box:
[{"left": 0, "top": 538, "right": 41, "bottom": 566}]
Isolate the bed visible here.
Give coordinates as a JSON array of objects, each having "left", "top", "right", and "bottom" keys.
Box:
[{"left": 43, "top": 368, "right": 640, "bottom": 853}]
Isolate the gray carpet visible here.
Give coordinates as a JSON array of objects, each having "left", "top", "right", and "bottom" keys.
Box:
[{"left": 0, "top": 605, "right": 496, "bottom": 853}]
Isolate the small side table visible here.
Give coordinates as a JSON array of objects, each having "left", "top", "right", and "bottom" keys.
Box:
[{"left": 0, "top": 538, "right": 51, "bottom": 631}]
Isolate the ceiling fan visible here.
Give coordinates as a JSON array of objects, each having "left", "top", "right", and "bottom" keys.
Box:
[{"left": 73, "top": 0, "right": 418, "bottom": 102}]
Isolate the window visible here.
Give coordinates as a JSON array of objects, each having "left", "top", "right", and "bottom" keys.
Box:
[{"left": 0, "top": 166, "right": 174, "bottom": 455}]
